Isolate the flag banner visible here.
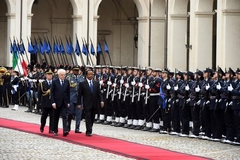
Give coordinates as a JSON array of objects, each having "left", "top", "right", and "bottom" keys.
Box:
[
  {"left": 97, "top": 43, "right": 102, "bottom": 54},
  {"left": 75, "top": 41, "right": 80, "bottom": 56},
  {"left": 90, "top": 43, "right": 95, "bottom": 55},
  {"left": 33, "top": 42, "right": 39, "bottom": 54},
  {"left": 60, "top": 44, "right": 65, "bottom": 54},
  {"left": 82, "top": 43, "right": 87, "bottom": 55},
  {"left": 12, "top": 41, "right": 24, "bottom": 75},
  {"left": 53, "top": 42, "right": 58, "bottom": 54},
  {"left": 104, "top": 42, "right": 109, "bottom": 54},
  {"left": 28, "top": 42, "right": 34, "bottom": 54},
  {"left": 66, "top": 41, "right": 72, "bottom": 55}
]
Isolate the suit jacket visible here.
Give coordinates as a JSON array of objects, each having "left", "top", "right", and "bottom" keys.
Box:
[
  {"left": 51, "top": 78, "right": 70, "bottom": 107},
  {"left": 77, "top": 79, "right": 103, "bottom": 110},
  {"left": 38, "top": 80, "right": 52, "bottom": 108}
]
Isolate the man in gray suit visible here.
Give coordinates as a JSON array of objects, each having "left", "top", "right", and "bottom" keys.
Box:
[{"left": 51, "top": 69, "right": 70, "bottom": 136}]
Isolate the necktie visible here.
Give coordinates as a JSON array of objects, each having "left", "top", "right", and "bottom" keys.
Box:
[
  {"left": 90, "top": 81, "right": 93, "bottom": 93},
  {"left": 61, "top": 80, "right": 64, "bottom": 86}
]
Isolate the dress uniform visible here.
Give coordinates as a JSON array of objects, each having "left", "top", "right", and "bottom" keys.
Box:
[
  {"left": 2, "top": 67, "right": 11, "bottom": 108},
  {"left": 11, "top": 70, "right": 20, "bottom": 111},
  {"left": 39, "top": 68, "right": 54, "bottom": 133},
  {"left": 67, "top": 65, "right": 85, "bottom": 133}
]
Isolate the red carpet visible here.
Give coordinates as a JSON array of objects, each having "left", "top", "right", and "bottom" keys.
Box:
[{"left": 0, "top": 118, "right": 209, "bottom": 160}]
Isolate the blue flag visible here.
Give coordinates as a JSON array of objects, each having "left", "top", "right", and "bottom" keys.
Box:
[
  {"left": 75, "top": 41, "right": 80, "bottom": 56},
  {"left": 28, "top": 42, "right": 34, "bottom": 54},
  {"left": 82, "top": 43, "right": 87, "bottom": 55},
  {"left": 53, "top": 42, "right": 58, "bottom": 54},
  {"left": 46, "top": 42, "right": 51, "bottom": 54},
  {"left": 90, "top": 43, "right": 95, "bottom": 55},
  {"left": 60, "top": 43, "right": 65, "bottom": 54},
  {"left": 20, "top": 43, "right": 25, "bottom": 54},
  {"left": 97, "top": 43, "right": 102, "bottom": 54},
  {"left": 104, "top": 42, "right": 109, "bottom": 54},
  {"left": 33, "top": 42, "right": 39, "bottom": 54},
  {"left": 40, "top": 43, "right": 44, "bottom": 54},
  {"left": 159, "top": 86, "right": 167, "bottom": 109},
  {"left": 66, "top": 41, "right": 72, "bottom": 55}
]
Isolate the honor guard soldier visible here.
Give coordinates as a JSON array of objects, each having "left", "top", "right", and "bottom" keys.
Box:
[
  {"left": 147, "top": 68, "right": 161, "bottom": 132},
  {"left": 39, "top": 68, "right": 54, "bottom": 133},
  {"left": 169, "top": 70, "right": 184, "bottom": 135},
  {"left": 141, "top": 67, "right": 154, "bottom": 131},
  {"left": 1, "top": 67, "right": 11, "bottom": 108},
  {"left": 11, "top": 70, "right": 20, "bottom": 110},
  {"left": 102, "top": 66, "right": 114, "bottom": 125},
  {"left": 67, "top": 65, "right": 85, "bottom": 133}
]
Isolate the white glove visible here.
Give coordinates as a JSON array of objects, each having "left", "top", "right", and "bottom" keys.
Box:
[
  {"left": 186, "top": 98, "right": 190, "bottom": 103},
  {"left": 113, "top": 83, "right": 116, "bottom": 87},
  {"left": 39, "top": 79, "right": 44, "bottom": 83},
  {"left": 32, "top": 79, "right": 37, "bottom": 83},
  {"left": 125, "top": 83, "right": 129, "bottom": 88},
  {"left": 226, "top": 102, "right": 228, "bottom": 106},
  {"left": 28, "top": 79, "right": 32, "bottom": 82},
  {"left": 228, "top": 84, "right": 233, "bottom": 91},
  {"left": 205, "top": 83, "right": 210, "bottom": 90},
  {"left": 131, "top": 81, "right": 136, "bottom": 86},
  {"left": 195, "top": 85, "right": 200, "bottom": 92},
  {"left": 138, "top": 83, "right": 143, "bottom": 87},
  {"left": 168, "top": 98, "right": 171, "bottom": 102},
  {"left": 216, "top": 83, "right": 221, "bottom": 90},
  {"left": 185, "top": 85, "right": 190, "bottom": 91},
  {"left": 166, "top": 84, "right": 171, "bottom": 90},
  {"left": 206, "top": 100, "right": 210, "bottom": 104},
  {"left": 229, "top": 101, "right": 233, "bottom": 106},
  {"left": 120, "top": 79, "right": 124, "bottom": 84},
  {"left": 107, "top": 81, "right": 112, "bottom": 86},
  {"left": 20, "top": 78, "right": 24, "bottom": 81},
  {"left": 99, "top": 80, "right": 103, "bottom": 85},
  {"left": 174, "top": 85, "right": 178, "bottom": 91},
  {"left": 24, "top": 77, "right": 28, "bottom": 80},
  {"left": 196, "top": 100, "right": 201, "bottom": 105},
  {"left": 145, "top": 84, "right": 150, "bottom": 89}
]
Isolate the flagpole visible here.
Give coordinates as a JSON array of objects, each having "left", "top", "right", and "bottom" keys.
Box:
[
  {"left": 75, "top": 34, "right": 85, "bottom": 66},
  {"left": 84, "top": 38, "right": 93, "bottom": 65},
  {"left": 69, "top": 36, "right": 77, "bottom": 65},
  {"left": 60, "top": 37, "right": 69, "bottom": 65},
  {"left": 11, "top": 38, "right": 22, "bottom": 75},
  {"left": 97, "top": 39, "right": 106, "bottom": 65},
  {"left": 38, "top": 35, "right": 49, "bottom": 65},
  {"left": 45, "top": 35, "right": 57, "bottom": 66},
  {"left": 20, "top": 39, "right": 30, "bottom": 64},
  {"left": 53, "top": 36, "right": 61, "bottom": 65},
  {"left": 43, "top": 35, "right": 54, "bottom": 66},
  {"left": 33, "top": 36, "right": 43, "bottom": 64},
  {"left": 65, "top": 35, "right": 75, "bottom": 65},
  {"left": 55, "top": 36, "right": 65, "bottom": 65},
  {"left": 104, "top": 37, "right": 112, "bottom": 65}
]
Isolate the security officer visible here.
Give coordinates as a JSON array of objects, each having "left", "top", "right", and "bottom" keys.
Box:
[
  {"left": 67, "top": 65, "right": 85, "bottom": 133},
  {"left": 39, "top": 68, "right": 54, "bottom": 133}
]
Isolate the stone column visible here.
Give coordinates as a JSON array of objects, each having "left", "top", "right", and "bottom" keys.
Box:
[
  {"left": 167, "top": 14, "right": 188, "bottom": 71},
  {"left": 137, "top": 17, "right": 149, "bottom": 67},
  {"left": 72, "top": 15, "right": 84, "bottom": 65},
  {"left": 190, "top": 12, "right": 214, "bottom": 70},
  {"left": 6, "top": 13, "right": 16, "bottom": 66},
  {"left": 150, "top": 16, "right": 165, "bottom": 68}
]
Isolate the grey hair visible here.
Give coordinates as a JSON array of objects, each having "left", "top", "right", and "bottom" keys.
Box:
[{"left": 57, "top": 69, "right": 66, "bottom": 75}]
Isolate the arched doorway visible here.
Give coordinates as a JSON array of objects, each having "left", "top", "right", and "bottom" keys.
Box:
[
  {"left": 0, "top": 0, "right": 8, "bottom": 66},
  {"left": 31, "top": 0, "right": 73, "bottom": 66},
  {"left": 97, "top": 0, "right": 139, "bottom": 66}
]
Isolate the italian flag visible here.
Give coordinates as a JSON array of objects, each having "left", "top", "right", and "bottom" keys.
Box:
[{"left": 12, "top": 41, "right": 27, "bottom": 76}]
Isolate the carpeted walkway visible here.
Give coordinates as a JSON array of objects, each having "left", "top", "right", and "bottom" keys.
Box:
[{"left": 0, "top": 118, "right": 209, "bottom": 160}]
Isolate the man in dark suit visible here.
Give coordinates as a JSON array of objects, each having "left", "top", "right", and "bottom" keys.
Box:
[
  {"left": 77, "top": 70, "right": 104, "bottom": 137},
  {"left": 51, "top": 69, "right": 70, "bottom": 136},
  {"left": 39, "top": 68, "right": 54, "bottom": 133}
]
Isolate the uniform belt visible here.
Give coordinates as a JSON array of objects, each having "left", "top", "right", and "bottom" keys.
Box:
[
  {"left": 231, "top": 96, "right": 240, "bottom": 100},
  {"left": 210, "top": 96, "right": 216, "bottom": 100},
  {"left": 150, "top": 93, "right": 159, "bottom": 96},
  {"left": 177, "top": 95, "right": 184, "bottom": 99}
]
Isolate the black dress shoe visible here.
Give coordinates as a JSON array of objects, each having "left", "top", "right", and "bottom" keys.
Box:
[
  {"left": 133, "top": 126, "right": 141, "bottom": 130},
  {"left": 102, "top": 121, "right": 112, "bottom": 125},
  {"left": 75, "top": 131, "right": 82, "bottom": 133},
  {"left": 63, "top": 132, "right": 69, "bottom": 137},
  {"left": 54, "top": 133, "right": 58, "bottom": 136},
  {"left": 115, "top": 123, "right": 124, "bottom": 127},
  {"left": 123, "top": 124, "right": 129, "bottom": 128},
  {"left": 40, "top": 126, "right": 44, "bottom": 133},
  {"left": 2, "top": 106, "right": 9, "bottom": 108},
  {"left": 25, "top": 109, "right": 32, "bottom": 112},
  {"left": 141, "top": 127, "right": 151, "bottom": 131},
  {"left": 95, "top": 120, "right": 104, "bottom": 124},
  {"left": 49, "top": 131, "right": 54, "bottom": 134},
  {"left": 149, "top": 128, "right": 160, "bottom": 132},
  {"left": 86, "top": 133, "right": 92, "bottom": 137}
]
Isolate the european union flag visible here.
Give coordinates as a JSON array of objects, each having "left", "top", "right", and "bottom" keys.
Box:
[
  {"left": 104, "top": 41, "right": 109, "bottom": 54},
  {"left": 82, "top": 43, "right": 87, "bottom": 55},
  {"left": 28, "top": 42, "right": 34, "bottom": 54},
  {"left": 33, "top": 42, "right": 39, "bottom": 54},
  {"left": 40, "top": 44, "right": 44, "bottom": 54},
  {"left": 60, "top": 44, "right": 65, "bottom": 54},
  {"left": 53, "top": 42, "right": 58, "bottom": 54},
  {"left": 20, "top": 43, "right": 26, "bottom": 54},
  {"left": 66, "top": 41, "right": 72, "bottom": 55}
]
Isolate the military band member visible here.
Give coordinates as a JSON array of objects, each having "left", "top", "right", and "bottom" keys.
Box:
[
  {"left": 0, "top": 67, "right": 5, "bottom": 107},
  {"left": 67, "top": 65, "right": 85, "bottom": 133},
  {"left": 2, "top": 67, "right": 11, "bottom": 108},
  {"left": 39, "top": 68, "right": 54, "bottom": 133}
]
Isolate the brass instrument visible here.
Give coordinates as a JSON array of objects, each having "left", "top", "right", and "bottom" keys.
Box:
[{"left": 0, "top": 67, "right": 7, "bottom": 74}]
